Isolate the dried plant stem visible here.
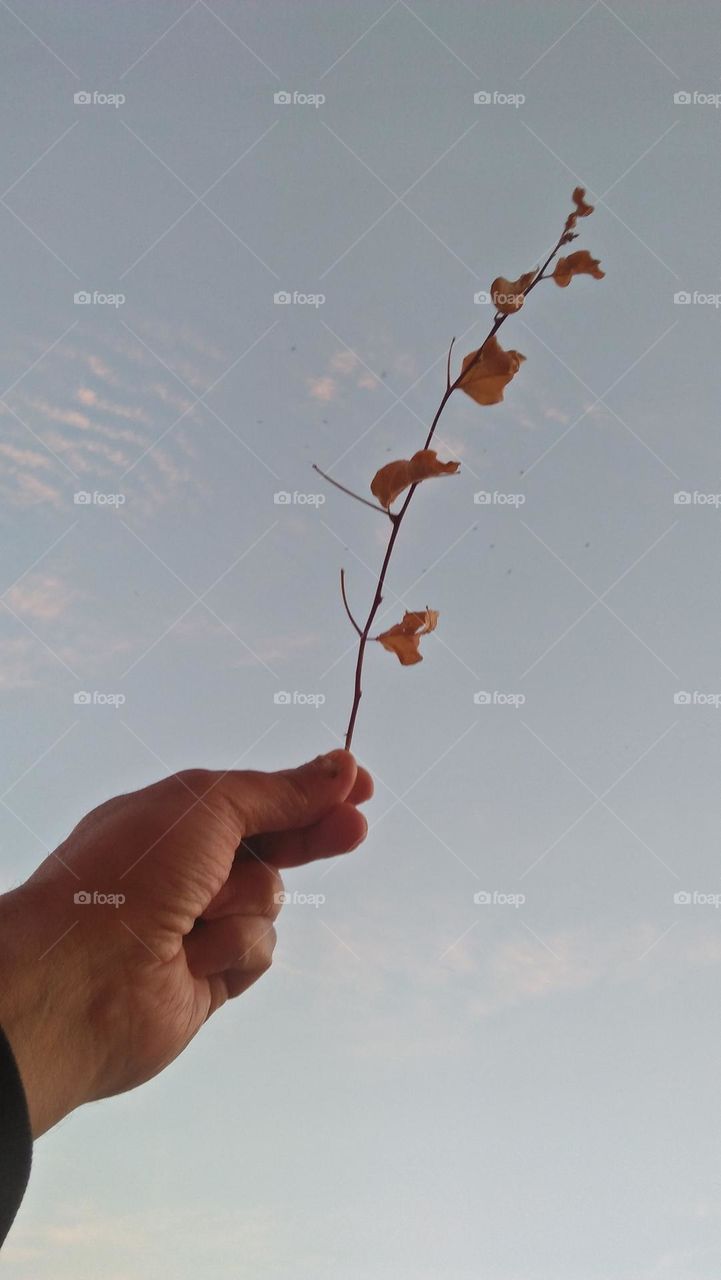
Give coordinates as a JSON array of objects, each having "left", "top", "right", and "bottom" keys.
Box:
[
  {"left": 312, "top": 463, "right": 389, "bottom": 516},
  {"left": 321, "top": 223, "right": 571, "bottom": 749},
  {"left": 340, "top": 568, "right": 363, "bottom": 637}
]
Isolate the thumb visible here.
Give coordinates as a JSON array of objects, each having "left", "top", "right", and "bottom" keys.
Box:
[{"left": 221, "top": 749, "right": 358, "bottom": 838}]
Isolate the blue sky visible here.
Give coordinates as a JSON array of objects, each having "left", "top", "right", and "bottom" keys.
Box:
[{"left": 3, "top": 2, "right": 721, "bottom": 1277}]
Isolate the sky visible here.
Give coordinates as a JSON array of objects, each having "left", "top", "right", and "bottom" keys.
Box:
[{"left": 2, "top": 1, "right": 721, "bottom": 1277}]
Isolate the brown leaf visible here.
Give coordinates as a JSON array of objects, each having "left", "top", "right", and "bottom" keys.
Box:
[
  {"left": 553, "top": 249, "right": 605, "bottom": 287},
  {"left": 371, "top": 449, "right": 460, "bottom": 509},
  {"left": 491, "top": 270, "right": 536, "bottom": 315},
  {"left": 564, "top": 187, "right": 594, "bottom": 231},
  {"left": 459, "top": 335, "right": 526, "bottom": 406},
  {"left": 377, "top": 608, "right": 439, "bottom": 665},
  {"left": 571, "top": 186, "right": 594, "bottom": 217}
]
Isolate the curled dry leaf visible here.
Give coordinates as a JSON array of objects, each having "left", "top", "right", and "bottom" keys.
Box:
[
  {"left": 491, "top": 270, "right": 536, "bottom": 315},
  {"left": 459, "top": 334, "right": 526, "bottom": 406},
  {"left": 564, "top": 186, "right": 594, "bottom": 230},
  {"left": 371, "top": 448, "right": 460, "bottom": 509},
  {"left": 552, "top": 249, "right": 605, "bottom": 287},
  {"left": 377, "top": 608, "right": 439, "bottom": 666},
  {"left": 572, "top": 186, "right": 594, "bottom": 217}
]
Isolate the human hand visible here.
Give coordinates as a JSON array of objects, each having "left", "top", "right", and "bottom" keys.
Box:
[{"left": 0, "top": 749, "right": 371, "bottom": 1137}]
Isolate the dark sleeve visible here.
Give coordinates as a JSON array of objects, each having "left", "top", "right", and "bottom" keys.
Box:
[{"left": 0, "top": 1026, "right": 32, "bottom": 1247}]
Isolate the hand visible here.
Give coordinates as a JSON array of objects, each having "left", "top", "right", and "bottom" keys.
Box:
[{"left": 0, "top": 749, "right": 371, "bottom": 1137}]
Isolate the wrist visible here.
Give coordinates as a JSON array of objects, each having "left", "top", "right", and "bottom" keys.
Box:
[{"left": 0, "top": 882, "right": 100, "bottom": 1137}]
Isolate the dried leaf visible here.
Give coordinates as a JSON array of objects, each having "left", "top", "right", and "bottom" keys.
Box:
[
  {"left": 490, "top": 270, "right": 536, "bottom": 315},
  {"left": 564, "top": 186, "right": 594, "bottom": 231},
  {"left": 571, "top": 186, "right": 594, "bottom": 217},
  {"left": 459, "top": 335, "right": 526, "bottom": 406},
  {"left": 552, "top": 249, "right": 605, "bottom": 287},
  {"left": 377, "top": 608, "right": 439, "bottom": 666},
  {"left": 371, "top": 449, "right": 460, "bottom": 509}
]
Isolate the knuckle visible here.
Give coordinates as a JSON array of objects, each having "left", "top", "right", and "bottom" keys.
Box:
[{"left": 172, "top": 768, "right": 215, "bottom": 797}]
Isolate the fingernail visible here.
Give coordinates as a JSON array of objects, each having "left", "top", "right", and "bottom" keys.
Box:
[{"left": 316, "top": 749, "right": 347, "bottom": 777}]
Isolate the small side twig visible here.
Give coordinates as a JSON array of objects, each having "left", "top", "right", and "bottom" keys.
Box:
[
  {"left": 340, "top": 568, "right": 363, "bottom": 637},
  {"left": 312, "top": 464, "right": 389, "bottom": 516},
  {"left": 446, "top": 336, "right": 456, "bottom": 392}
]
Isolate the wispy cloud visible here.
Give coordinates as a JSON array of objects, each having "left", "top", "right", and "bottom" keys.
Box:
[
  {"left": 4, "top": 572, "right": 77, "bottom": 621},
  {"left": 0, "top": 323, "right": 227, "bottom": 512},
  {"left": 307, "top": 375, "right": 337, "bottom": 402}
]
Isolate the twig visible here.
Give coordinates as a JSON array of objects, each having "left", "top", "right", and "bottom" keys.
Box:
[
  {"left": 446, "top": 336, "right": 456, "bottom": 392},
  {"left": 340, "top": 569, "right": 363, "bottom": 637},
  {"left": 312, "top": 463, "right": 389, "bottom": 516}
]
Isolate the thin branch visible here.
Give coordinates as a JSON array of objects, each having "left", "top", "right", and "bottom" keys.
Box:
[
  {"left": 446, "top": 336, "right": 456, "bottom": 392},
  {"left": 340, "top": 569, "right": 363, "bottom": 637},
  {"left": 341, "top": 207, "right": 586, "bottom": 749},
  {"left": 312, "top": 463, "right": 389, "bottom": 516}
]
